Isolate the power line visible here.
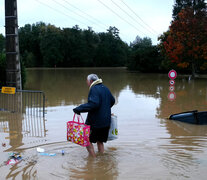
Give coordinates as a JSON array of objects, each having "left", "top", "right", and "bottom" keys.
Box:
[
  {"left": 119, "top": 0, "right": 158, "bottom": 35},
  {"left": 51, "top": 0, "right": 106, "bottom": 30},
  {"left": 110, "top": 0, "right": 157, "bottom": 36},
  {"left": 33, "top": 0, "right": 130, "bottom": 41},
  {"left": 61, "top": 0, "right": 129, "bottom": 39},
  {"left": 42, "top": 0, "right": 130, "bottom": 39},
  {"left": 51, "top": 0, "right": 131, "bottom": 39},
  {"left": 24, "top": 0, "right": 139, "bottom": 42},
  {"left": 96, "top": 0, "right": 147, "bottom": 36},
  {"left": 61, "top": 0, "right": 109, "bottom": 30},
  {"left": 34, "top": 0, "right": 90, "bottom": 27}
]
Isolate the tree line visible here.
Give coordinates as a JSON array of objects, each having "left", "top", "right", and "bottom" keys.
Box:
[
  {"left": 0, "top": 23, "right": 162, "bottom": 87},
  {"left": 0, "top": 23, "right": 164, "bottom": 69},
  {"left": 1, "top": 0, "right": 207, "bottom": 87},
  {"left": 18, "top": 24, "right": 129, "bottom": 68}
]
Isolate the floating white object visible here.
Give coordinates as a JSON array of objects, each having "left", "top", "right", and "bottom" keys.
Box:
[{"left": 37, "top": 147, "right": 45, "bottom": 153}]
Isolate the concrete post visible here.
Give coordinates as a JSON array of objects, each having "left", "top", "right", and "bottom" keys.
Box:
[{"left": 5, "top": 0, "right": 22, "bottom": 90}]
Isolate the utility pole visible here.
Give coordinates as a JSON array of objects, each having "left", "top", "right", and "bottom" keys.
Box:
[{"left": 5, "top": 0, "right": 22, "bottom": 90}]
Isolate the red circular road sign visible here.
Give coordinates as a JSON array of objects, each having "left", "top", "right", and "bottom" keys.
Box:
[
  {"left": 169, "top": 85, "right": 175, "bottom": 91},
  {"left": 168, "top": 70, "right": 177, "bottom": 79},
  {"left": 168, "top": 92, "right": 176, "bottom": 101},
  {"left": 169, "top": 80, "right": 175, "bottom": 86}
]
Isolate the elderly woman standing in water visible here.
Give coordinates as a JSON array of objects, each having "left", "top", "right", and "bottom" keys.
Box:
[{"left": 73, "top": 74, "right": 115, "bottom": 157}]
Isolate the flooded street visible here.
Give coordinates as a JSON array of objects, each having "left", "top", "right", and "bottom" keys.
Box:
[{"left": 1, "top": 68, "right": 207, "bottom": 179}]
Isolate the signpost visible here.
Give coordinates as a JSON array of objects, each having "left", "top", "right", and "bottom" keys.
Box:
[
  {"left": 168, "top": 69, "right": 177, "bottom": 79},
  {"left": 1, "top": 87, "right": 16, "bottom": 94},
  {"left": 169, "top": 80, "right": 175, "bottom": 86},
  {"left": 168, "top": 69, "right": 177, "bottom": 101}
]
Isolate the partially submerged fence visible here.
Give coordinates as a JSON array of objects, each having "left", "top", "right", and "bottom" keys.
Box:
[{"left": 0, "top": 89, "right": 45, "bottom": 117}]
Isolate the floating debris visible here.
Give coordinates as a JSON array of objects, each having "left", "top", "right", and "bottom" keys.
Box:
[
  {"left": 39, "top": 152, "right": 56, "bottom": 156},
  {"left": 6, "top": 152, "right": 22, "bottom": 165},
  {"left": 36, "top": 147, "right": 45, "bottom": 153}
]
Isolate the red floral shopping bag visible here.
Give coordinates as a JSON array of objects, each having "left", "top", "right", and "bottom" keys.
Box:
[{"left": 67, "top": 114, "right": 90, "bottom": 147}]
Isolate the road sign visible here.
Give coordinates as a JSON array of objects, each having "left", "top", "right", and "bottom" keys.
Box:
[
  {"left": 1, "top": 87, "right": 16, "bottom": 94},
  {"left": 168, "top": 92, "right": 176, "bottom": 101},
  {"left": 168, "top": 69, "right": 177, "bottom": 79},
  {"left": 169, "top": 80, "right": 175, "bottom": 86}
]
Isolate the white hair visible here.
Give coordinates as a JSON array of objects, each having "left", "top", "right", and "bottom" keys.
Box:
[{"left": 87, "top": 74, "right": 99, "bottom": 82}]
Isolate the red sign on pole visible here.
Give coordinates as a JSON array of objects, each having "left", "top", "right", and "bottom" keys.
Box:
[
  {"left": 169, "top": 80, "right": 175, "bottom": 86},
  {"left": 168, "top": 70, "right": 177, "bottom": 79}
]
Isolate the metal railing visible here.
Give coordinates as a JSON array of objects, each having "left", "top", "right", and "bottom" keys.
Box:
[{"left": 0, "top": 89, "right": 45, "bottom": 117}]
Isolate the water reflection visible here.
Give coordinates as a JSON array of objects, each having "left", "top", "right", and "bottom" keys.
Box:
[
  {"left": 127, "top": 73, "right": 165, "bottom": 98},
  {"left": 159, "top": 119, "right": 207, "bottom": 178},
  {"left": 69, "top": 153, "right": 118, "bottom": 180},
  {"left": 0, "top": 112, "right": 23, "bottom": 151},
  {"left": 5, "top": 159, "right": 37, "bottom": 180},
  {"left": 157, "top": 78, "right": 207, "bottom": 119},
  {"left": 0, "top": 112, "right": 46, "bottom": 151},
  {"left": 25, "top": 68, "right": 128, "bottom": 106},
  {"left": 26, "top": 69, "right": 207, "bottom": 116}
]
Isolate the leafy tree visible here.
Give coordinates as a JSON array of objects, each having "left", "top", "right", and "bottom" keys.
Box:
[
  {"left": 94, "top": 26, "right": 128, "bottom": 67},
  {"left": 19, "top": 23, "right": 129, "bottom": 68},
  {"left": 30, "top": 22, "right": 47, "bottom": 67},
  {"left": 94, "top": 32, "right": 111, "bottom": 66},
  {"left": 19, "top": 22, "right": 46, "bottom": 67},
  {"left": 158, "top": 31, "right": 180, "bottom": 71},
  {"left": 40, "top": 25, "right": 64, "bottom": 67},
  {"left": 173, "top": 0, "right": 206, "bottom": 19},
  {"left": 130, "top": 36, "right": 152, "bottom": 48},
  {"left": 128, "top": 36, "right": 162, "bottom": 72},
  {"left": 107, "top": 26, "right": 120, "bottom": 40},
  {"left": 82, "top": 27, "right": 99, "bottom": 66},
  {"left": 162, "top": 7, "right": 207, "bottom": 76},
  {"left": 19, "top": 24, "right": 35, "bottom": 67},
  {"left": 68, "top": 25, "right": 88, "bottom": 67}
]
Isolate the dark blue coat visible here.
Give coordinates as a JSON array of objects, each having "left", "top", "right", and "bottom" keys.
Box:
[{"left": 74, "top": 83, "right": 115, "bottom": 128}]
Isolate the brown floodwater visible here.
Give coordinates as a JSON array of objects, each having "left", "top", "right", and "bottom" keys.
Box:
[{"left": 1, "top": 68, "right": 207, "bottom": 179}]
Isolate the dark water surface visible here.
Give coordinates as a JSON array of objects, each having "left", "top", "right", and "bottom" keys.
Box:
[{"left": 1, "top": 68, "right": 207, "bottom": 179}]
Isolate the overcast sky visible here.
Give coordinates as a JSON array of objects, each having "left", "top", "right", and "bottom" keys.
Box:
[{"left": 0, "top": 0, "right": 174, "bottom": 45}]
